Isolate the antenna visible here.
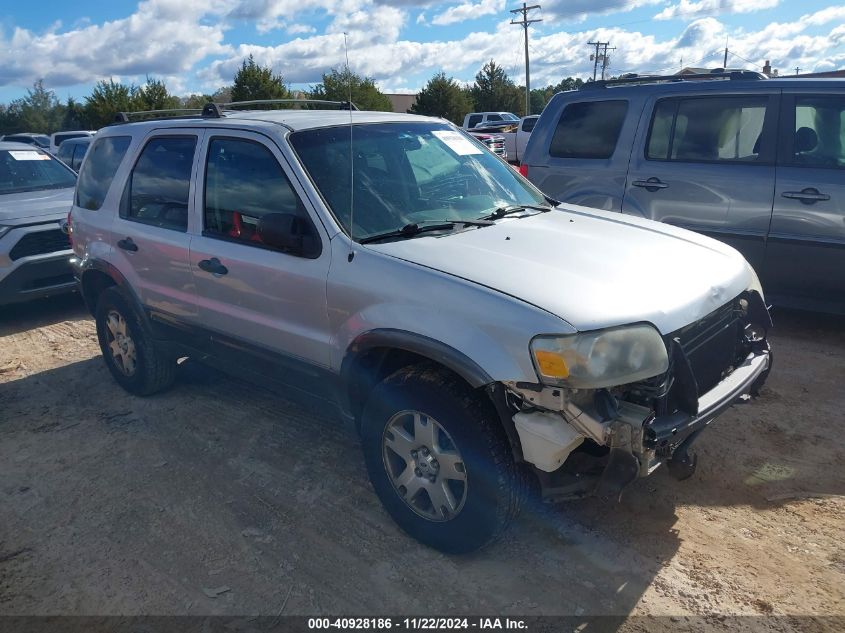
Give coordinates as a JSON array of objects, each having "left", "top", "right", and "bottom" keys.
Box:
[{"left": 344, "top": 32, "right": 355, "bottom": 261}]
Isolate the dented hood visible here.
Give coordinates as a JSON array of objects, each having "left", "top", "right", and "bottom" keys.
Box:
[{"left": 366, "top": 205, "right": 756, "bottom": 334}]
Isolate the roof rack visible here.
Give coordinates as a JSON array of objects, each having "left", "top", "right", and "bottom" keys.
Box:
[
  {"left": 582, "top": 69, "right": 767, "bottom": 89},
  {"left": 113, "top": 108, "right": 205, "bottom": 123},
  {"left": 222, "top": 99, "right": 359, "bottom": 111},
  {"left": 113, "top": 98, "right": 359, "bottom": 124}
]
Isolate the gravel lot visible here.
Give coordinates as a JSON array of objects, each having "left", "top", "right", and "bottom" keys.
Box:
[{"left": 1, "top": 294, "right": 843, "bottom": 630}]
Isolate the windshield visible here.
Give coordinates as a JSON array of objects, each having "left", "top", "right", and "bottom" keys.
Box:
[
  {"left": 0, "top": 149, "right": 77, "bottom": 194},
  {"left": 502, "top": 113, "right": 520, "bottom": 121},
  {"left": 290, "top": 122, "right": 545, "bottom": 241}
]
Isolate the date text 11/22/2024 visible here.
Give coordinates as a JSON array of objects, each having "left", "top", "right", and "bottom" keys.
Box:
[{"left": 307, "top": 618, "right": 528, "bottom": 630}]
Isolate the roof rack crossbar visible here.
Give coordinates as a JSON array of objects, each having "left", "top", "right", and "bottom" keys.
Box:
[
  {"left": 222, "top": 98, "right": 359, "bottom": 111},
  {"left": 582, "top": 70, "right": 767, "bottom": 89},
  {"left": 113, "top": 108, "right": 210, "bottom": 123},
  {"left": 112, "top": 98, "right": 360, "bottom": 124}
]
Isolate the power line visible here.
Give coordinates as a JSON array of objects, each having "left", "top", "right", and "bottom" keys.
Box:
[{"left": 510, "top": 3, "right": 542, "bottom": 115}]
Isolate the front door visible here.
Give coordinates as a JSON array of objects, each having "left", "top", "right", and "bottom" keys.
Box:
[
  {"left": 188, "top": 131, "right": 333, "bottom": 388},
  {"left": 622, "top": 92, "right": 779, "bottom": 276},
  {"left": 110, "top": 129, "right": 204, "bottom": 321},
  {"left": 766, "top": 91, "right": 845, "bottom": 311}
]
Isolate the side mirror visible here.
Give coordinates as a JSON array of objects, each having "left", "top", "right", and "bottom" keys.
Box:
[{"left": 257, "top": 212, "right": 321, "bottom": 258}]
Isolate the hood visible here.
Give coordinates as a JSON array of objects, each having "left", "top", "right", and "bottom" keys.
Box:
[
  {"left": 0, "top": 187, "right": 75, "bottom": 225},
  {"left": 366, "top": 205, "right": 755, "bottom": 334}
]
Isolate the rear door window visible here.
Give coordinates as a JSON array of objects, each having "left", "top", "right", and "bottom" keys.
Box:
[
  {"left": 549, "top": 100, "right": 628, "bottom": 159},
  {"left": 788, "top": 96, "right": 845, "bottom": 169},
  {"left": 76, "top": 136, "right": 131, "bottom": 210},
  {"left": 123, "top": 136, "right": 196, "bottom": 231},
  {"left": 647, "top": 96, "right": 769, "bottom": 163}
]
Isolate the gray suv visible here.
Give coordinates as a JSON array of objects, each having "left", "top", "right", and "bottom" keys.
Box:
[
  {"left": 521, "top": 72, "right": 845, "bottom": 314},
  {"left": 0, "top": 141, "right": 76, "bottom": 304},
  {"left": 70, "top": 102, "right": 771, "bottom": 552}
]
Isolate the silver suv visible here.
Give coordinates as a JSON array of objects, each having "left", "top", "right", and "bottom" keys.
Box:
[
  {"left": 521, "top": 72, "right": 845, "bottom": 314},
  {"left": 70, "top": 102, "right": 772, "bottom": 553},
  {"left": 0, "top": 141, "right": 76, "bottom": 304}
]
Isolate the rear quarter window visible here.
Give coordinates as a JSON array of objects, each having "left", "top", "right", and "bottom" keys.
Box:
[
  {"left": 76, "top": 136, "right": 132, "bottom": 210},
  {"left": 549, "top": 100, "right": 628, "bottom": 159}
]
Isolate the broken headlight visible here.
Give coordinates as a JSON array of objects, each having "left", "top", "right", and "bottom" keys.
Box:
[{"left": 530, "top": 324, "right": 669, "bottom": 389}]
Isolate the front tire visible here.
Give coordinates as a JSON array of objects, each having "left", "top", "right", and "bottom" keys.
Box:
[
  {"left": 360, "top": 363, "right": 524, "bottom": 553},
  {"left": 95, "top": 287, "right": 175, "bottom": 396}
]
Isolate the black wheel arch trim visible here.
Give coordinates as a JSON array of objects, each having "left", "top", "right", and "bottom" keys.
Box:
[
  {"left": 341, "top": 328, "right": 494, "bottom": 390},
  {"left": 77, "top": 258, "right": 150, "bottom": 332}
]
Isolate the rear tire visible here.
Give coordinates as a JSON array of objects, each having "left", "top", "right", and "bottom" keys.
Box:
[
  {"left": 95, "top": 287, "right": 175, "bottom": 396},
  {"left": 360, "top": 363, "right": 524, "bottom": 553}
]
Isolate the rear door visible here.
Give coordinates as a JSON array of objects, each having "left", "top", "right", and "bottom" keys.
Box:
[
  {"left": 766, "top": 91, "right": 845, "bottom": 310},
  {"left": 110, "top": 129, "right": 203, "bottom": 321},
  {"left": 621, "top": 91, "right": 779, "bottom": 275},
  {"left": 526, "top": 97, "right": 634, "bottom": 211},
  {"left": 188, "top": 130, "right": 333, "bottom": 382}
]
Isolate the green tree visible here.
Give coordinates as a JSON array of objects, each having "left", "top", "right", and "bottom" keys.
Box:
[
  {"left": 62, "top": 97, "right": 89, "bottom": 130},
  {"left": 410, "top": 72, "right": 473, "bottom": 124},
  {"left": 182, "top": 93, "right": 214, "bottom": 109},
  {"left": 470, "top": 60, "right": 523, "bottom": 116},
  {"left": 10, "top": 80, "right": 63, "bottom": 133},
  {"left": 133, "top": 77, "right": 181, "bottom": 111},
  {"left": 84, "top": 80, "right": 136, "bottom": 128},
  {"left": 231, "top": 55, "right": 288, "bottom": 103},
  {"left": 310, "top": 67, "right": 392, "bottom": 111},
  {"left": 0, "top": 103, "right": 22, "bottom": 136}
]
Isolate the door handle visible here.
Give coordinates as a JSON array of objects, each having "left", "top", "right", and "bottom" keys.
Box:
[
  {"left": 781, "top": 188, "right": 830, "bottom": 204},
  {"left": 117, "top": 237, "right": 138, "bottom": 252},
  {"left": 632, "top": 177, "right": 669, "bottom": 192},
  {"left": 197, "top": 257, "right": 228, "bottom": 276}
]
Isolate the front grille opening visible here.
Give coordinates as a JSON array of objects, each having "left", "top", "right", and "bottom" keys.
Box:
[
  {"left": 23, "top": 273, "right": 75, "bottom": 291},
  {"left": 9, "top": 229, "right": 71, "bottom": 261}
]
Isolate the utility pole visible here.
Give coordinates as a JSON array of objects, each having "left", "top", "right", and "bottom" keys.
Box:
[
  {"left": 724, "top": 37, "right": 729, "bottom": 68},
  {"left": 511, "top": 3, "right": 542, "bottom": 116},
  {"left": 588, "top": 41, "right": 615, "bottom": 81},
  {"left": 600, "top": 43, "right": 616, "bottom": 80}
]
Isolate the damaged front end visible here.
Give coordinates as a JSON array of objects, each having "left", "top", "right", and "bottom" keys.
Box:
[{"left": 501, "top": 290, "right": 772, "bottom": 501}]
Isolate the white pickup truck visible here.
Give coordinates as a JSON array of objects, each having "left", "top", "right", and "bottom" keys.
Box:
[{"left": 470, "top": 115, "right": 539, "bottom": 164}]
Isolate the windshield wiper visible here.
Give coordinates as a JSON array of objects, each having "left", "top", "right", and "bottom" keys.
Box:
[
  {"left": 359, "top": 219, "right": 492, "bottom": 244},
  {"left": 481, "top": 204, "right": 552, "bottom": 221}
]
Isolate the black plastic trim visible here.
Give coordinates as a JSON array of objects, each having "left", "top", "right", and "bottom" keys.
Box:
[{"left": 342, "top": 329, "right": 494, "bottom": 389}]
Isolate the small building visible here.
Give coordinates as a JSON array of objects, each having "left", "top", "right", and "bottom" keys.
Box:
[{"left": 385, "top": 93, "right": 417, "bottom": 114}]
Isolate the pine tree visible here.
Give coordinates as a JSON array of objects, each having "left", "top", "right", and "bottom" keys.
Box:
[
  {"left": 470, "top": 60, "right": 523, "bottom": 115},
  {"left": 410, "top": 72, "right": 473, "bottom": 124},
  {"left": 231, "top": 55, "right": 289, "bottom": 103},
  {"left": 310, "top": 68, "right": 392, "bottom": 111}
]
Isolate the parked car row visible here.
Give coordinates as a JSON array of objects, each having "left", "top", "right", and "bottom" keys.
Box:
[{"left": 6, "top": 74, "right": 840, "bottom": 553}]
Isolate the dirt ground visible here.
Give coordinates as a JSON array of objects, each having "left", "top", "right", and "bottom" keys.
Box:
[{"left": 1, "top": 294, "right": 843, "bottom": 630}]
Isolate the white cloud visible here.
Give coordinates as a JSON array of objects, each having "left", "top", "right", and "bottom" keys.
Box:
[
  {"left": 0, "top": 0, "right": 230, "bottom": 88},
  {"left": 655, "top": 0, "right": 780, "bottom": 21},
  {"left": 287, "top": 23, "right": 318, "bottom": 34},
  {"left": 431, "top": 0, "right": 505, "bottom": 26},
  {"left": 541, "top": 0, "right": 662, "bottom": 23},
  {"left": 801, "top": 6, "right": 845, "bottom": 27}
]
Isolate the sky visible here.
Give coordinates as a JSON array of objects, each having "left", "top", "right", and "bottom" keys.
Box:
[{"left": 0, "top": 0, "right": 843, "bottom": 103}]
